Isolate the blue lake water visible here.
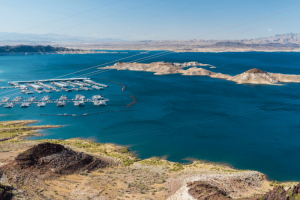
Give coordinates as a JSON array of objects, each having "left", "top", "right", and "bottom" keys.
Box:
[{"left": 0, "top": 51, "right": 300, "bottom": 181}]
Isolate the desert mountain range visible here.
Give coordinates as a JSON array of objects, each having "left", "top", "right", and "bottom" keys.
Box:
[{"left": 1, "top": 32, "right": 300, "bottom": 52}]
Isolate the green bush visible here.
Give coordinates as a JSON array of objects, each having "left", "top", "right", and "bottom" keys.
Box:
[
  {"left": 170, "top": 163, "right": 184, "bottom": 172},
  {"left": 120, "top": 147, "right": 129, "bottom": 153}
]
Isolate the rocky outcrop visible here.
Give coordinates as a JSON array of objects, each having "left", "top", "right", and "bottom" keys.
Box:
[
  {"left": 182, "top": 67, "right": 232, "bottom": 79},
  {"left": 6, "top": 143, "right": 110, "bottom": 174},
  {"left": 104, "top": 62, "right": 230, "bottom": 79},
  {"left": 167, "top": 171, "right": 266, "bottom": 199},
  {"left": 173, "top": 62, "right": 213, "bottom": 67},
  {"left": 270, "top": 73, "right": 300, "bottom": 82},
  {"left": 187, "top": 181, "right": 230, "bottom": 200},
  {"left": 105, "top": 61, "right": 185, "bottom": 75},
  {"left": 186, "top": 182, "right": 300, "bottom": 200},
  {"left": 228, "top": 68, "right": 280, "bottom": 84},
  {"left": 0, "top": 184, "right": 13, "bottom": 200},
  {"left": 105, "top": 62, "right": 300, "bottom": 85}
]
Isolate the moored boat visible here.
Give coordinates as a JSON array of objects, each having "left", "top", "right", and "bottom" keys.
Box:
[
  {"left": 92, "top": 95, "right": 104, "bottom": 101},
  {"left": 57, "top": 101, "right": 66, "bottom": 107},
  {"left": 2, "top": 97, "right": 10, "bottom": 102},
  {"left": 74, "top": 100, "right": 85, "bottom": 107},
  {"left": 5, "top": 102, "right": 15, "bottom": 108},
  {"left": 93, "top": 100, "right": 106, "bottom": 106},
  {"left": 42, "top": 95, "right": 51, "bottom": 101},
  {"left": 25, "top": 91, "right": 33, "bottom": 94},
  {"left": 20, "top": 102, "right": 30, "bottom": 108},
  {"left": 37, "top": 102, "right": 46, "bottom": 107},
  {"left": 59, "top": 95, "right": 68, "bottom": 100}
]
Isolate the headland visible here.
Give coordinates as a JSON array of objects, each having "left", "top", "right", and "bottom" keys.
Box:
[{"left": 0, "top": 120, "right": 299, "bottom": 200}]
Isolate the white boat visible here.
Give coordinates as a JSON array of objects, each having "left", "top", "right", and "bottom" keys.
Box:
[
  {"left": 25, "top": 91, "right": 33, "bottom": 94},
  {"left": 57, "top": 101, "right": 66, "bottom": 107},
  {"left": 74, "top": 100, "right": 85, "bottom": 107},
  {"left": 20, "top": 102, "right": 30, "bottom": 108},
  {"left": 75, "top": 94, "right": 85, "bottom": 100},
  {"left": 5, "top": 103, "right": 15, "bottom": 108},
  {"left": 2, "top": 97, "right": 10, "bottom": 102},
  {"left": 42, "top": 96, "right": 51, "bottom": 101},
  {"left": 43, "top": 89, "right": 52, "bottom": 93},
  {"left": 28, "top": 96, "right": 37, "bottom": 101},
  {"left": 35, "top": 90, "right": 43, "bottom": 94},
  {"left": 59, "top": 95, "right": 68, "bottom": 100},
  {"left": 92, "top": 95, "right": 103, "bottom": 101},
  {"left": 62, "top": 88, "right": 72, "bottom": 92},
  {"left": 37, "top": 102, "right": 46, "bottom": 107},
  {"left": 93, "top": 86, "right": 104, "bottom": 90},
  {"left": 13, "top": 96, "right": 23, "bottom": 102},
  {"left": 94, "top": 100, "right": 106, "bottom": 106}
]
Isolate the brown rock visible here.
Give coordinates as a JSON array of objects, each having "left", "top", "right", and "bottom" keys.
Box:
[
  {"left": 245, "top": 68, "right": 267, "bottom": 74},
  {"left": 187, "top": 181, "right": 230, "bottom": 200},
  {"left": 0, "top": 184, "right": 13, "bottom": 200}
]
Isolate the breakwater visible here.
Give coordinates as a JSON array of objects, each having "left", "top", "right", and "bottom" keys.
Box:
[
  {"left": 125, "top": 95, "right": 137, "bottom": 108},
  {"left": 40, "top": 109, "right": 136, "bottom": 117},
  {"left": 96, "top": 78, "right": 126, "bottom": 92}
]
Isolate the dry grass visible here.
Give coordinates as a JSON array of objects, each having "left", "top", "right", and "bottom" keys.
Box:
[{"left": 0, "top": 120, "right": 61, "bottom": 140}]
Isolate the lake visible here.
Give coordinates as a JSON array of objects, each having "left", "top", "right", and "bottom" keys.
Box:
[{"left": 1, "top": 51, "right": 300, "bottom": 181}]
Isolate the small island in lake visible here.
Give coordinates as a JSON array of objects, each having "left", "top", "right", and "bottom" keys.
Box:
[{"left": 103, "top": 62, "right": 300, "bottom": 85}]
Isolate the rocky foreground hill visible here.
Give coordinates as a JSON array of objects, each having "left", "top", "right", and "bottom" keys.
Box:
[
  {"left": 104, "top": 61, "right": 300, "bottom": 84},
  {"left": 0, "top": 120, "right": 299, "bottom": 200}
]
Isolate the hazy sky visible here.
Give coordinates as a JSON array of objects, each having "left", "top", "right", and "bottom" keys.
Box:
[{"left": 1, "top": 0, "right": 300, "bottom": 40}]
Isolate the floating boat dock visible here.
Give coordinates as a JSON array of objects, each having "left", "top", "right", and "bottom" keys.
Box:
[
  {"left": 8, "top": 78, "right": 90, "bottom": 85},
  {"left": 2, "top": 78, "right": 110, "bottom": 95}
]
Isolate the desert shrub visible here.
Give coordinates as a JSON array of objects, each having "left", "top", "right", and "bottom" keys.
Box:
[
  {"left": 120, "top": 147, "right": 129, "bottom": 153},
  {"left": 170, "top": 163, "right": 184, "bottom": 172}
]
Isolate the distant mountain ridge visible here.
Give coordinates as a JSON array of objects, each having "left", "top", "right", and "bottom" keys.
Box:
[
  {"left": 0, "top": 32, "right": 123, "bottom": 45},
  {"left": 1, "top": 32, "right": 300, "bottom": 52},
  {"left": 240, "top": 33, "right": 300, "bottom": 44}
]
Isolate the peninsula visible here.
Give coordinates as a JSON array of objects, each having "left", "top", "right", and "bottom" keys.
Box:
[
  {"left": 103, "top": 62, "right": 300, "bottom": 84},
  {"left": 0, "top": 45, "right": 101, "bottom": 55},
  {"left": 0, "top": 120, "right": 299, "bottom": 200}
]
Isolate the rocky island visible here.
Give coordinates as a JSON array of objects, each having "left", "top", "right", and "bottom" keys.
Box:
[
  {"left": 104, "top": 62, "right": 300, "bottom": 85},
  {"left": 0, "top": 120, "right": 299, "bottom": 200}
]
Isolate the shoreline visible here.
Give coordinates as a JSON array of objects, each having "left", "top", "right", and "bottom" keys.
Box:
[
  {"left": 0, "top": 120, "right": 299, "bottom": 199},
  {"left": 103, "top": 62, "right": 300, "bottom": 85},
  {"left": 72, "top": 47, "right": 300, "bottom": 53},
  {"left": 1, "top": 120, "right": 299, "bottom": 180}
]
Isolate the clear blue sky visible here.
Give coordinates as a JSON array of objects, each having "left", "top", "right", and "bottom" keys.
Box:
[{"left": 0, "top": 0, "right": 299, "bottom": 40}]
